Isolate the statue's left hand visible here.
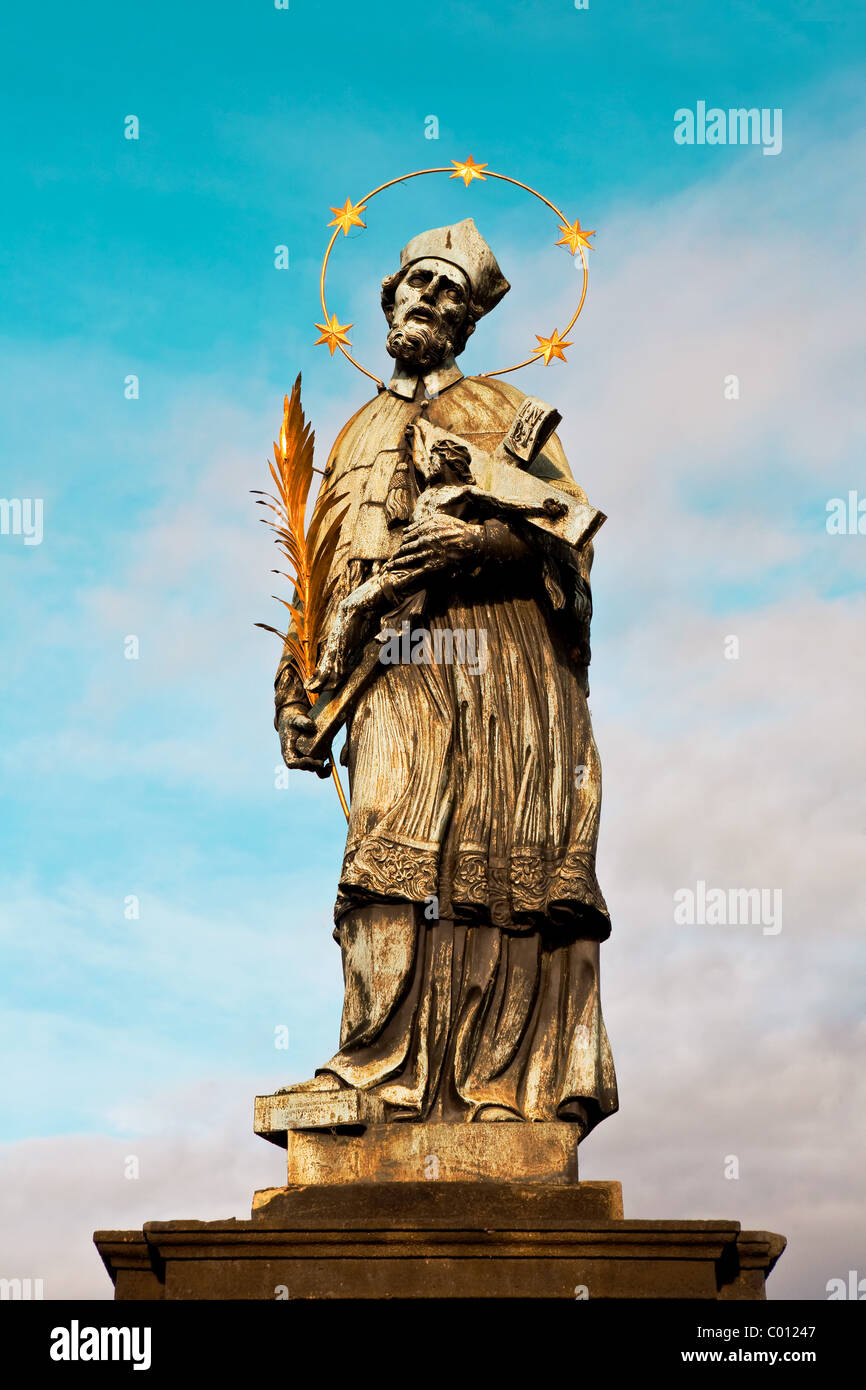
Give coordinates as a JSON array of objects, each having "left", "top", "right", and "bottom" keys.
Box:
[
  {"left": 307, "top": 580, "right": 381, "bottom": 692},
  {"left": 388, "top": 515, "right": 484, "bottom": 575}
]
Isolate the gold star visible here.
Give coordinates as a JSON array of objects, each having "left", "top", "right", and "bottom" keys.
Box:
[
  {"left": 449, "top": 155, "right": 488, "bottom": 187},
  {"left": 533, "top": 328, "right": 573, "bottom": 366},
  {"left": 328, "top": 198, "right": 367, "bottom": 236},
  {"left": 314, "top": 312, "right": 353, "bottom": 356},
  {"left": 556, "top": 218, "right": 596, "bottom": 255}
]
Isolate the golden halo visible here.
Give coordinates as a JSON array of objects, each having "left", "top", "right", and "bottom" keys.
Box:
[{"left": 315, "top": 157, "right": 594, "bottom": 387}]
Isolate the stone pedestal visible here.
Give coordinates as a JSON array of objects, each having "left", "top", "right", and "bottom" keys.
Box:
[
  {"left": 94, "top": 1180, "right": 784, "bottom": 1300},
  {"left": 94, "top": 1102, "right": 785, "bottom": 1300}
]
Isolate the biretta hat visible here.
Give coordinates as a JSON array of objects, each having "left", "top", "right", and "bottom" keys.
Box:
[{"left": 398, "top": 218, "right": 510, "bottom": 316}]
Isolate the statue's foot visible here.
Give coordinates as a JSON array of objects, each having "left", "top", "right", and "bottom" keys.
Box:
[
  {"left": 557, "top": 1099, "right": 590, "bottom": 1135},
  {"left": 474, "top": 1104, "right": 521, "bottom": 1122},
  {"left": 275, "top": 1071, "right": 346, "bottom": 1096}
]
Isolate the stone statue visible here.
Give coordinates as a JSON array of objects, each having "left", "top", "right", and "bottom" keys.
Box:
[
  {"left": 273, "top": 218, "right": 618, "bottom": 1137},
  {"left": 93, "top": 214, "right": 783, "bottom": 1301},
  {"left": 94, "top": 215, "right": 787, "bottom": 1303}
]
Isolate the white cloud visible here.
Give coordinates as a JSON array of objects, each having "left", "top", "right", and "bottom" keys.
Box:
[{"left": 0, "top": 1080, "right": 284, "bottom": 1300}]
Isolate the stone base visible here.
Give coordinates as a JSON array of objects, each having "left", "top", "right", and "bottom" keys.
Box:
[
  {"left": 258, "top": 1115, "right": 581, "bottom": 1187},
  {"left": 94, "top": 1181, "right": 785, "bottom": 1301},
  {"left": 97, "top": 1111, "right": 785, "bottom": 1299}
]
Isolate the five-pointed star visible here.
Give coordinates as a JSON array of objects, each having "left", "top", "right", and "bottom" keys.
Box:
[
  {"left": 556, "top": 218, "right": 596, "bottom": 255},
  {"left": 314, "top": 312, "right": 353, "bottom": 355},
  {"left": 533, "top": 328, "right": 573, "bottom": 366},
  {"left": 449, "top": 155, "right": 488, "bottom": 187},
  {"left": 328, "top": 198, "right": 367, "bottom": 236}
]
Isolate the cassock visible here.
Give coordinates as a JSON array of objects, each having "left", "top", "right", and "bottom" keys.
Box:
[{"left": 275, "top": 359, "right": 618, "bottom": 1133}]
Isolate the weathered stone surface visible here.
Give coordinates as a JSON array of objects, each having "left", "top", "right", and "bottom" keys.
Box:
[
  {"left": 256, "top": 1109, "right": 582, "bottom": 1185},
  {"left": 94, "top": 1183, "right": 785, "bottom": 1300},
  {"left": 251, "top": 1179, "right": 623, "bottom": 1222},
  {"left": 93, "top": 1232, "right": 164, "bottom": 1301},
  {"left": 254, "top": 1088, "right": 387, "bottom": 1137},
  {"left": 271, "top": 221, "right": 620, "bottom": 1130}
]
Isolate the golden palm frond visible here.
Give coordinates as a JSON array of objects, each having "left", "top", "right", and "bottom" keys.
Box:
[{"left": 253, "top": 374, "right": 349, "bottom": 818}]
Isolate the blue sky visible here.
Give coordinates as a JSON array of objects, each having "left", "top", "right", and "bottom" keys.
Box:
[{"left": 1, "top": 0, "right": 865, "bottom": 1297}]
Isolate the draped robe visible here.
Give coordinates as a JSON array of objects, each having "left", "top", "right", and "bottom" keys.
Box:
[{"left": 275, "top": 373, "right": 618, "bottom": 1135}]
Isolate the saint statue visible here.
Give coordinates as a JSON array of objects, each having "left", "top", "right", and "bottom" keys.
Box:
[
  {"left": 274, "top": 218, "right": 618, "bottom": 1137},
  {"left": 92, "top": 214, "right": 785, "bottom": 1309}
]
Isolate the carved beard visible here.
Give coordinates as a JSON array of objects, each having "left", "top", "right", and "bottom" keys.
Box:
[{"left": 386, "top": 313, "right": 456, "bottom": 372}]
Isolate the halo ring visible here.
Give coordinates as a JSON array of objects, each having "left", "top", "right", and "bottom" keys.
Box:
[{"left": 318, "top": 163, "right": 590, "bottom": 387}]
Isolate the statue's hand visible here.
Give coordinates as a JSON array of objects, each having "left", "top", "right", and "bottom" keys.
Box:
[
  {"left": 277, "top": 704, "right": 330, "bottom": 777},
  {"left": 308, "top": 581, "right": 385, "bottom": 693},
  {"left": 388, "top": 515, "right": 484, "bottom": 575}
]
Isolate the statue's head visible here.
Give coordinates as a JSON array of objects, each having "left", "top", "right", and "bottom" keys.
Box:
[{"left": 381, "top": 218, "right": 509, "bottom": 372}]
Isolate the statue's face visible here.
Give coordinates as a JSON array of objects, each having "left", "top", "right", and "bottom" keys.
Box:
[
  {"left": 386, "top": 257, "right": 471, "bottom": 371},
  {"left": 393, "top": 258, "right": 469, "bottom": 338}
]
